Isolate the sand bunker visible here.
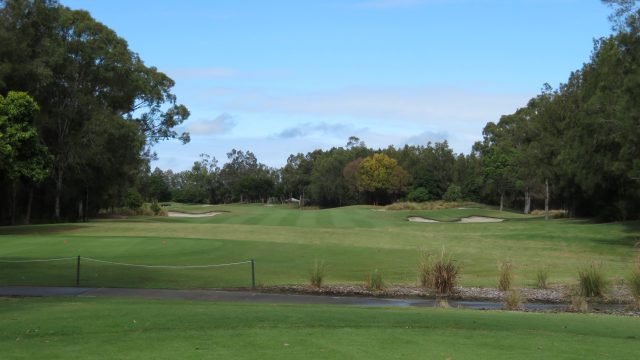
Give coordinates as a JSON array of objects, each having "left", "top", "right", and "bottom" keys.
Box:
[
  {"left": 167, "top": 211, "right": 222, "bottom": 217},
  {"left": 408, "top": 216, "right": 504, "bottom": 223},
  {"left": 459, "top": 216, "right": 503, "bottom": 223},
  {"left": 407, "top": 216, "right": 439, "bottom": 223}
]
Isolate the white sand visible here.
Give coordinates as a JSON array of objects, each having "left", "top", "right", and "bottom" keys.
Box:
[
  {"left": 408, "top": 216, "right": 504, "bottom": 223},
  {"left": 407, "top": 216, "right": 440, "bottom": 223},
  {"left": 167, "top": 211, "right": 222, "bottom": 217},
  {"left": 459, "top": 216, "right": 503, "bottom": 223}
]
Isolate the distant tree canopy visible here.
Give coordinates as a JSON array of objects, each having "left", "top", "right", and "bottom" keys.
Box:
[
  {"left": 2, "top": 0, "right": 640, "bottom": 223},
  {"left": 0, "top": 0, "right": 189, "bottom": 223}
]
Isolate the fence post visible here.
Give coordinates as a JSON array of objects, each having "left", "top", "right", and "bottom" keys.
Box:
[
  {"left": 251, "top": 259, "right": 256, "bottom": 289},
  {"left": 76, "top": 256, "right": 80, "bottom": 286}
]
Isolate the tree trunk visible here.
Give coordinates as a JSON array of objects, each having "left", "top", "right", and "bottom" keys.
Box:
[
  {"left": 524, "top": 188, "right": 531, "bottom": 214},
  {"left": 10, "top": 181, "right": 17, "bottom": 225},
  {"left": 78, "top": 199, "right": 83, "bottom": 221},
  {"left": 499, "top": 192, "right": 504, "bottom": 212},
  {"left": 54, "top": 167, "right": 63, "bottom": 221},
  {"left": 84, "top": 188, "right": 89, "bottom": 222},
  {"left": 545, "top": 179, "right": 549, "bottom": 221},
  {"left": 26, "top": 186, "right": 34, "bottom": 225}
]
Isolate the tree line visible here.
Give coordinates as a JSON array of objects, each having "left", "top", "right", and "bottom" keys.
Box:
[{"left": 1, "top": 0, "right": 639, "bottom": 223}]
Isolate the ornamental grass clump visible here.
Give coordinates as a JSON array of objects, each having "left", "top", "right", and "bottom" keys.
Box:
[
  {"left": 431, "top": 248, "right": 460, "bottom": 296},
  {"left": 418, "top": 251, "right": 435, "bottom": 288},
  {"left": 310, "top": 260, "right": 326, "bottom": 288},
  {"left": 498, "top": 262, "right": 514, "bottom": 291},
  {"left": 578, "top": 262, "right": 608, "bottom": 298},
  {"left": 503, "top": 289, "right": 522, "bottom": 311},
  {"left": 629, "top": 260, "right": 640, "bottom": 308},
  {"left": 366, "top": 269, "right": 385, "bottom": 291},
  {"left": 536, "top": 267, "right": 549, "bottom": 289}
]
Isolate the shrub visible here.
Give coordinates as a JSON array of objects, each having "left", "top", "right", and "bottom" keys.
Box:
[
  {"left": 150, "top": 201, "right": 162, "bottom": 215},
  {"left": 578, "top": 262, "right": 608, "bottom": 298},
  {"left": 124, "top": 189, "right": 143, "bottom": 210},
  {"left": 366, "top": 269, "right": 385, "bottom": 291},
  {"left": 310, "top": 260, "right": 326, "bottom": 288},
  {"left": 503, "top": 289, "right": 522, "bottom": 310},
  {"left": 536, "top": 267, "right": 549, "bottom": 289},
  {"left": 442, "top": 184, "right": 463, "bottom": 202},
  {"left": 431, "top": 249, "right": 460, "bottom": 296},
  {"left": 498, "top": 262, "right": 514, "bottom": 291},
  {"left": 406, "top": 187, "right": 431, "bottom": 202}
]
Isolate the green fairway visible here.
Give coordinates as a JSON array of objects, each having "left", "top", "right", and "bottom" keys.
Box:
[
  {"left": 1, "top": 297, "right": 639, "bottom": 359},
  {"left": 0, "top": 204, "right": 638, "bottom": 288}
]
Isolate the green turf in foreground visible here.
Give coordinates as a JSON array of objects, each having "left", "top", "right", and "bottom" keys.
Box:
[{"left": 1, "top": 297, "right": 639, "bottom": 359}]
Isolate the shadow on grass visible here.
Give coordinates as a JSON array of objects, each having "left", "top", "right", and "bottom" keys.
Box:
[{"left": 0, "top": 224, "right": 85, "bottom": 236}]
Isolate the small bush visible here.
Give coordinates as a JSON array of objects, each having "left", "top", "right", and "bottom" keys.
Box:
[
  {"left": 150, "top": 201, "right": 162, "bottom": 215},
  {"left": 536, "top": 267, "right": 549, "bottom": 289},
  {"left": 498, "top": 262, "right": 514, "bottom": 291},
  {"left": 431, "top": 249, "right": 460, "bottom": 296},
  {"left": 442, "top": 184, "right": 463, "bottom": 202},
  {"left": 310, "top": 260, "right": 326, "bottom": 287},
  {"left": 407, "top": 187, "right": 431, "bottom": 202},
  {"left": 578, "top": 262, "right": 608, "bottom": 298},
  {"left": 124, "top": 189, "right": 143, "bottom": 210},
  {"left": 503, "top": 289, "right": 522, "bottom": 311},
  {"left": 569, "top": 295, "right": 589, "bottom": 313},
  {"left": 366, "top": 269, "right": 385, "bottom": 291}
]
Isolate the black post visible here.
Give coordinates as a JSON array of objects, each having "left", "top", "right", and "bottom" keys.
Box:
[
  {"left": 76, "top": 256, "right": 80, "bottom": 286},
  {"left": 251, "top": 259, "right": 256, "bottom": 289}
]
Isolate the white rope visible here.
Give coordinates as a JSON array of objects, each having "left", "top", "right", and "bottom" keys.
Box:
[
  {"left": 0, "top": 257, "right": 75, "bottom": 263},
  {"left": 82, "top": 257, "right": 252, "bottom": 269}
]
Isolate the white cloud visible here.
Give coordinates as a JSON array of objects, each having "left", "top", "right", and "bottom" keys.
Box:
[
  {"left": 187, "top": 113, "right": 236, "bottom": 135},
  {"left": 275, "top": 122, "right": 368, "bottom": 139},
  {"left": 222, "top": 87, "right": 530, "bottom": 126}
]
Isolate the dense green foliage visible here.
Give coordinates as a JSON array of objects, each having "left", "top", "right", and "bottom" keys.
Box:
[
  {"left": 2, "top": 297, "right": 640, "bottom": 359},
  {"left": 0, "top": 0, "right": 188, "bottom": 223}
]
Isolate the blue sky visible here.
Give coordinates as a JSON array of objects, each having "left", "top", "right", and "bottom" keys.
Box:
[{"left": 64, "top": 0, "right": 614, "bottom": 170}]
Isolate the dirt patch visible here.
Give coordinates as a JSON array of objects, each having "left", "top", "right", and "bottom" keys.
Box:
[
  {"left": 459, "top": 216, "right": 503, "bottom": 223},
  {"left": 167, "top": 211, "right": 222, "bottom": 218},
  {"left": 407, "top": 216, "right": 439, "bottom": 223}
]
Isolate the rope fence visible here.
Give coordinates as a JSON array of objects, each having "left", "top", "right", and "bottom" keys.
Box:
[{"left": 0, "top": 256, "right": 256, "bottom": 288}]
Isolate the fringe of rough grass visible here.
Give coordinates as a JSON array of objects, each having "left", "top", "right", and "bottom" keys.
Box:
[
  {"left": 503, "top": 289, "right": 522, "bottom": 310},
  {"left": 530, "top": 209, "right": 568, "bottom": 219},
  {"left": 498, "top": 262, "right": 514, "bottom": 291},
  {"left": 366, "top": 269, "right": 385, "bottom": 291},
  {"left": 385, "top": 201, "right": 476, "bottom": 211},
  {"left": 578, "top": 262, "right": 608, "bottom": 298},
  {"left": 310, "top": 260, "right": 326, "bottom": 288},
  {"left": 536, "top": 267, "right": 549, "bottom": 289}
]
